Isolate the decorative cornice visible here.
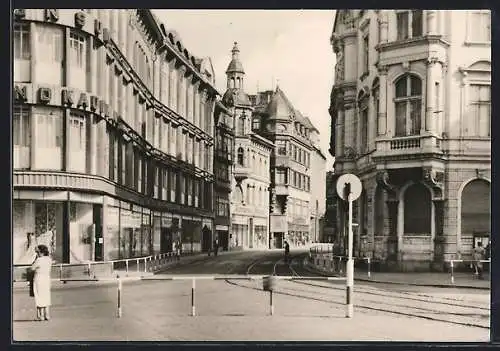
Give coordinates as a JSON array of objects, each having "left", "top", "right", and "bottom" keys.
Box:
[{"left": 422, "top": 167, "right": 444, "bottom": 199}]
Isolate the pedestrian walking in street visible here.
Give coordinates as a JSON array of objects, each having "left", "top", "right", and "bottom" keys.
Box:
[
  {"left": 284, "top": 240, "right": 290, "bottom": 264},
  {"left": 175, "top": 239, "right": 181, "bottom": 261},
  {"left": 213, "top": 238, "right": 219, "bottom": 257},
  {"left": 473, "top": 241, "right": 485, "bottom": 279},
  {"left": 29, "top": 244, "right": 52, "bottom": 321}
]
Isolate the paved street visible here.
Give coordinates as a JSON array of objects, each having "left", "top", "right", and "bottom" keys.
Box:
[{"left": 13, "top": 250, "right": 490, "bottom": 341}]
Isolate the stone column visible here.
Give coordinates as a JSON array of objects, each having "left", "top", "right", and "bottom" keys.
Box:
[
  {"left": 386, "top": 199, "right": 399, "bottom": 261},
  {"left": 335, "top": 108, "right": 344, "bottom": 157},
  {"left": 378, "top": 66, "right": 388, "bottom": 136},
  {"left": 425, "top": 58, "right": 440, "bottom": 133},
  {"left": 30, "top": 22, "right": 37, "bottom": 84},
  {"left": 433, "top": 199, "right": 445, "bottom": 264},
  {"left": 379, "top": 11, "right": 389, "bottom": 43},
  {"left": 427, "top": 10, "right": 438, "bottom": 35},
  {"left": 343, "top": 34, "right": 357, "bottom": 82},
  {"left": 90, "top": 37, "right": 98, "bottom": 95}
]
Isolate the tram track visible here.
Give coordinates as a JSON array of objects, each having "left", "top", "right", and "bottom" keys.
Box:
[{"left": 225, "top": 253, "right": 489, "bottom": 330}]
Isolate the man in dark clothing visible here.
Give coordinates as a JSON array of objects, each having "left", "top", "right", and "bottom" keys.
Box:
[
  {"left": 284, "top": 240, "right": 290, "bottom": 264},
  {"left": 213, "top": 238, "right": 219, "bottom": 256}
]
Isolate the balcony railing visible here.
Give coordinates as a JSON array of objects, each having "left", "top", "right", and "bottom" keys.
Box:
[{"left": 373, "top": 134, "right": 443, "bottom": 160}]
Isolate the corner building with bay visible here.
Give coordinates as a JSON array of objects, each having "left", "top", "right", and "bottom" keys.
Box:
[{"left": 13, "top": 9, "right": 218, "bottom": 264}]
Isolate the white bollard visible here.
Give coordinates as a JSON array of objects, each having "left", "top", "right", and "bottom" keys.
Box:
[{"left": 450, "top": 261, "right": 455, "bottom": 284}]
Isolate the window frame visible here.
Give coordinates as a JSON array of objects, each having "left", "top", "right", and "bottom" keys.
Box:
[
  {"left": 396, "top": 10, "right": 424, "bottom": 41},
  {"left": 393, "top": 74, "right": 423, "bottom": 137},
  {"left": 13, "top": 22, "right": 31, "bottom": 60}
]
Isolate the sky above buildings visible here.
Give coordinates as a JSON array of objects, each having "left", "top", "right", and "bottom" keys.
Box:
[{"left": 154, "top": 10, "right": 336, "bottom": 168}]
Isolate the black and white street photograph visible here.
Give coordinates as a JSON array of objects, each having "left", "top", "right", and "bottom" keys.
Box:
[{"left": 12, "top": 9, "right": 491, "bottom": 342}]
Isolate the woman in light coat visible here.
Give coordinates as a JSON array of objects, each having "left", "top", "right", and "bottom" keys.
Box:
[{"left": 30, "top": 244, "right": 52, "bottom": 321}]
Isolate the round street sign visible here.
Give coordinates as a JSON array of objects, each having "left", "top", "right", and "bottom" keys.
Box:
[{"left": 336, "top": 173, "right": 362, "bottom": 201}]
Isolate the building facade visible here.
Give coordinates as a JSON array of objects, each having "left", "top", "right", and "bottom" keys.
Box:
[
  {"left": 252, "top": 87, "right": 323, "bottom": 248},
  {"left": 222, "top": 43, "right": 273, "bottom": 250},
  {"left": 329, "top": 10, "right": 491, "bottom": 270},
  {"left": 309, "top": 144, "right": 327, "bottom": 244},
  {"left": 322, "top": 171, "right": 338, "bottom": 243},
  {"left": 213, "top": 99, "right": 234, "bottom": 251},
  {"left": 13, "top": 9, "right": 218, "bottom": 264}
]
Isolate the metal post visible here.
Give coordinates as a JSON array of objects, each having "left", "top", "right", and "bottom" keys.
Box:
[
  {"left": 367, "top": 257, "right": 371, "bottom": 278},
  {"left": 136, "top": 258, "right": 139, "bottom": 272},
  {"left": 191, "top": 278, "right": 196, "bottom": 317},
  {"left": 346, "top": 195, "right": 354, "bottom": 318},
  {"left": 117, "top": 278, "right": 122, "bottom": 318},
  {"left": 450, "top": 260, "right": 455, "bottom": 284},
  {"left": 87, "top": 263, "right": 91, "bottom": 277},
  {"left": 144, "top": 258, "right": 147, "bottom": 273},
  {"left": 59, "top": 263, "right": 63, "bottom": 280},
  {"left": 126, "top": 260, "right": 129, "bottom": 273},
  {"left": 269, "top": 290, "right": 274, "bottom": 316}
]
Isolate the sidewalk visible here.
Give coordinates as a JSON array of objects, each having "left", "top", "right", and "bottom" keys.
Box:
[{"left": 353, "top": 271, "right": 490, "bottom": 290}]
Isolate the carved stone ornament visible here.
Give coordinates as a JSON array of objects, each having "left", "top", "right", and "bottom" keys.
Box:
[
  {"left": 422, "top": 167, "right": 444, "bottom": 199},
  {"left": 342, "top": 11, "right": 355, "bottom": 30},
  {"left": 376, "top": 170, "right": 397, "bottom": 195},
  {"left": 476, "top": 168, "right": 487, "bottom": 179},
  {"left": 344, "top": 146, "right": 357, "bottom": 160}
]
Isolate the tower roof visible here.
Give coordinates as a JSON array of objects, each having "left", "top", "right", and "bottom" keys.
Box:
[{"left": 226, "top": 42, "right": 245, "bottom": 74}]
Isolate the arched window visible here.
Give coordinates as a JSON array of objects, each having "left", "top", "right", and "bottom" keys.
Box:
[
  {"left": 404, "top": 183, "right": 431, "bottom": 234},
  {"left": 394, "top": 74, "right": 422, "bottom": 136},
  {"left": 461, "top": 179, "right": 490, "bottom": 236},
  {"left": 231, "top": 77, "right": 235, "bottom": 89},
  {"left": 238, "top": 115, "right": 246, "bottom": 135},
  {"left": 237, "top": 147, "right": 244, "bottom": 166},
  {"left": 236, "top": 77, "right": 241, "bottom": 88}
]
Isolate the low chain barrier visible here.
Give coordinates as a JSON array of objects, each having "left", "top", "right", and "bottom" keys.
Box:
[
  {"left": 447, "top": 259, "right": 491, "bottom": 284},
  {"left": 57, "top": 274, "right": 348, "bottom": 319}
]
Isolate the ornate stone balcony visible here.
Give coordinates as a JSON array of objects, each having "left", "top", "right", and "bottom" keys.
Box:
[
  {"left": 372, "top": 134, "right": 444, "bottom": 163},
  {"left": 273, "top": 184, "right": 289, "bottom": 196},
  {"left": 233, "top": 165, "right": 251, "bottom": 181}
]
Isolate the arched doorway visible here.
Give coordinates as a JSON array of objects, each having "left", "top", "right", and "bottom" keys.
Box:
[{"left": 461, "top": 179, "right": 490, "bottom": 252}]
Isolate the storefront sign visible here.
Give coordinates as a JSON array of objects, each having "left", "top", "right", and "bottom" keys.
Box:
[
  {"left": 14, "top": 85, "right": 27, "bottom": 103},
  {"left": 38, "top": 87, "right": 52, "bottom": 104},
  {"left": 45, "top": 9, "right": 59, "bottom": 22},
  {"left": 215, "top": 225, "right": 228, "bottom": 231},
  {"left": 75, "top": 11, "right": 86, "bottom": 28}
]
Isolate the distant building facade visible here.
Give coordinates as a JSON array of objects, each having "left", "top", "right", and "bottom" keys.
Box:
[
  {"left": 213, "top": 100, "right": 234, "bottom": 251},
  {"left": 223, "top": 43, "right": 273, "bottom": 250},
  {"left": 329, "top": 10, "right": 491, "bottom": 270},
  {"left": 323, "top": 171, "right": 338, "bottom": 243},
  {"left": 13, "top": 9, "right": 217, "bottom": 264},
  {"left": 251, "top": 87, "right": 325, "bottom": 248}
]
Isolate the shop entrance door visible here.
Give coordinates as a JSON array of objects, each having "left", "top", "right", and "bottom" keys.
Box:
[
  {"left": 93, "top": 205, "right": 103, "bottom": 261},
  {"left": 202, "top": 226, "right": 212, "bottom": 252}
]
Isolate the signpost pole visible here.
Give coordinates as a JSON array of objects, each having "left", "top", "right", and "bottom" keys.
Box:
[{"left": 346, "top": 187, "right": 354, "bottom": 318}]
